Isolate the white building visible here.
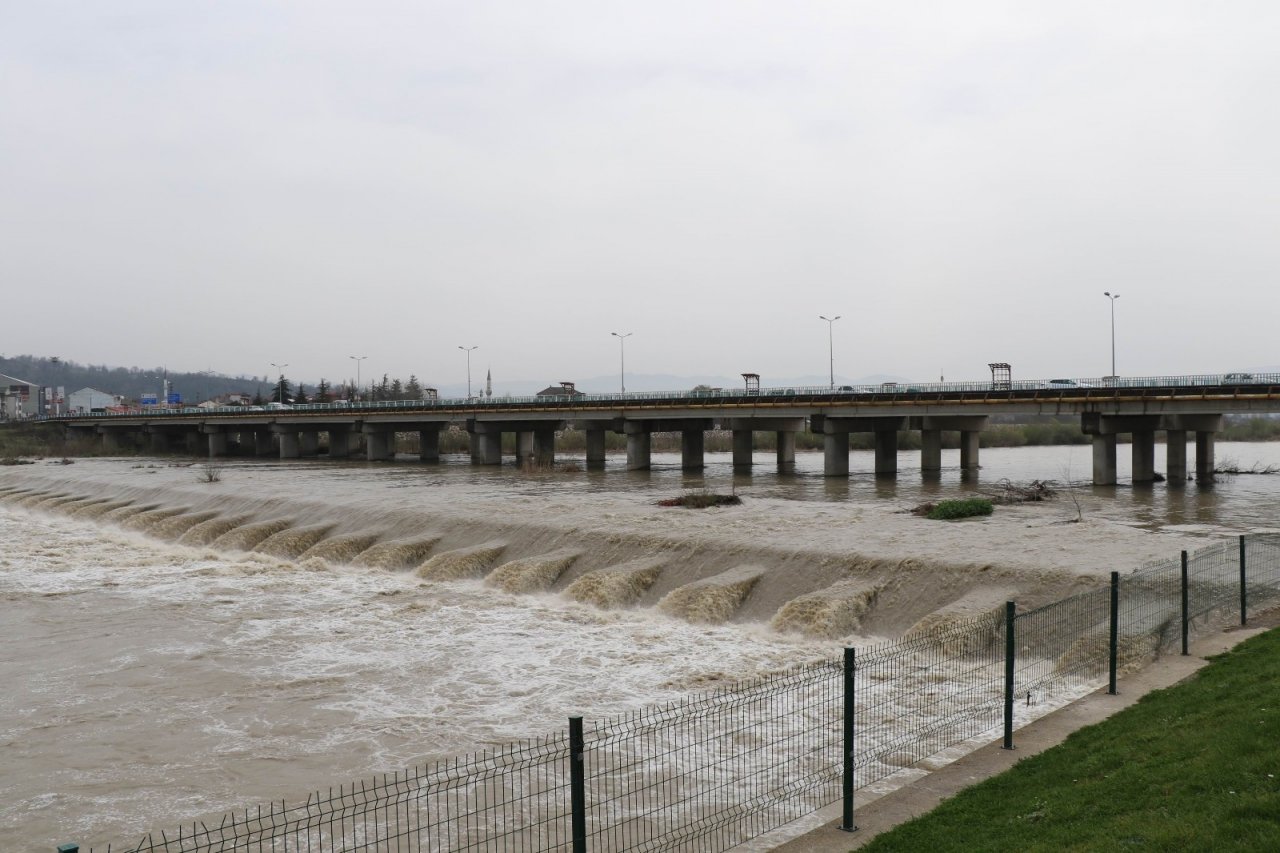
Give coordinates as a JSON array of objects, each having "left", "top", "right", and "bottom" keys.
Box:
[
  {"left": 0, "top": 372, "right": 40, "bottom": 419},
  {"left": 67, "top": 387, "right": 116, "bottom": 414}
]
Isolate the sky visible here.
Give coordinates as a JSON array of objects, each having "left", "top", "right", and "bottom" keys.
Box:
[{"left": 2, "top": 2, "right": 1279, "bottom": 393}]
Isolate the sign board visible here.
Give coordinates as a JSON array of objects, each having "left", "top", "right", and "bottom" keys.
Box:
[
  {"left": 141, "top": 394, "right": 158, "bottom": 405},
  {"left": 167, "top": 393, "right": 182, "bottom": 404}
]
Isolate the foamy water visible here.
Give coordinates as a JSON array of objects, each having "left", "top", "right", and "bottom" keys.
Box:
[{"left": 3, "top": 446, "right": 1279, "bottom": 851}]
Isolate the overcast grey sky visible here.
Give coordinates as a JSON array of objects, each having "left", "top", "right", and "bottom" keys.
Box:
[{"left": 2, "top": 2, "right": 1278, "bottom": 390}]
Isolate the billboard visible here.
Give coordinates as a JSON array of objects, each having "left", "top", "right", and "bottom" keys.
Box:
[
  {"left": 141, "top": 394, "right": 158, "bottom": 405},
  {"left": 167, "top": 393, "right": 182, "bottom": 404}
]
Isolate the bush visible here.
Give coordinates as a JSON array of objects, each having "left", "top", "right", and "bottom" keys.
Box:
[{"left": 924, "top": 498, "right": 994, "bottom": 520}]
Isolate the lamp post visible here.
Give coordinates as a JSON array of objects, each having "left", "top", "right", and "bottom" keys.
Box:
[
  {"left": 270, "top": 362, "right": 288, "bottom": 404},
  {"left": 1103, "top": 292, "right": 1120, "bottom": 378},
  {"left": 611, "top": 332, "right": 632, "bottom": 394},
  {"left": 819, "top": 315, "right": 841, "bottom": 389},
  {"left": 349, "top": 355, "right": 367, "bottom": 401},
  {"left": 458, "top": 346, "right": 479, "bottom": 398}
]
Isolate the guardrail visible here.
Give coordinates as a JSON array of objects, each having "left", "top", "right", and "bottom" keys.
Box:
[{"left": 43, "top": 371, "right": 1280, "bottom": 421}]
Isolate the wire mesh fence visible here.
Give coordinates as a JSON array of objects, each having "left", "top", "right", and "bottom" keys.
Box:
[{"left": 73, "top": 534, "right": 1280, "bottom": 853}]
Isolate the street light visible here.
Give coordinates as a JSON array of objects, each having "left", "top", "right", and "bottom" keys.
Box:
[
  {"left": 458, "top": 346, "right": 479, "bottom": 398},
  {"left": 349, "top": 355, "right": 367, "bottom": 401},
  {"left": 611, "top": 332, "right": 632, "bottom": 394},
  {"left": 819, "top": 315, "right": 841, "bottom": 389},
  {"left": 1103, "top": 293, "right": 1120, "bottom": 378},
  {"left": 270, "top": 362, "right": 289, "bottom": 404}
]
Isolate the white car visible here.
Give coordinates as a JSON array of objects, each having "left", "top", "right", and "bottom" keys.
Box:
[
  {"left": 1042, "top": 379, "right": 1094, "bottom": 390},
  {"left": 264, "top": 402, "right": 293, "bottom": 410}
]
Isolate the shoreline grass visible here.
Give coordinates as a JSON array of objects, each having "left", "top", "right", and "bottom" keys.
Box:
[{"left": 859, "top": 626, "right": 1280, "bottom": 852}]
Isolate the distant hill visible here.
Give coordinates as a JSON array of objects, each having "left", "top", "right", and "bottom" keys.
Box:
[{"left": 0, "top": 354, "right": 264, "bottom": 404}]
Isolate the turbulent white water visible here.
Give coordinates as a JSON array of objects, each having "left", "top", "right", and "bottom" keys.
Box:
[{"left": 3, "top": 446, "right": 1279, "bottom": 851}]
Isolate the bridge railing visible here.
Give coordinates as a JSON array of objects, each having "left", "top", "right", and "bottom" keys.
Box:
[{"left": 48, "top": 371, "right": 1280, "bottom": 420}]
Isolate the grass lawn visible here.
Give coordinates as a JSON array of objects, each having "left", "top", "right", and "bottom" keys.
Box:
[{"left": 859, "top": 627, "right": 1280, "bottom": 852}]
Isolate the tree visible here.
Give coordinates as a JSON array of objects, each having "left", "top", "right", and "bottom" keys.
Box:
[
  {"left": 271, "top": 376, "right": 294, "bottom": 404},
  {"left": 405, "top": 375, "right": 423, "bottom": 400},
  {"left": 294, "top": 383, "right": 309, "bottom": 405},
  {"left": 252, "top": 389, "right": 265, "bottom": 406},
  {"left": 316, "top": 378, "right": 331, "bottom": 403},
  {"left": 390, "top": 378, "right": 404, "bottom": 400}
]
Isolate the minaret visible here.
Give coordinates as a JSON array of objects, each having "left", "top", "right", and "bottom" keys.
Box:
[{"left": 485, "top": 368, "right": 492, "bottom": 398}]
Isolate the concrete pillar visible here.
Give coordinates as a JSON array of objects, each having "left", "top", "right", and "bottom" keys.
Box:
[
  {"left": 626, "top": 432, "right": 651, "bottom": 471},
  {"left": 534, "top": 428, "right": 556, "bottom": 467},
  {"left": 469, "top": 431, "right": 481, "bottom": 464},
  {"left": 1131, "top": 430, "right": 1155, "bottom": 483},
  {"left": 328, "top": 427, "right": 350, "bottom": 459},
  {"left": 515, "top": 431, "right": 534, "bottom": 466},
  {"left": 874, "top": 430, "right": 898, "bottom": 477},
  {"left": 823, "top": 432, "right": 849, "bottom": 477},
  {"left": 585, "top": 429, "right": 606, "bottom": 470},
  {"left": 298, "top": 431, "right": 320, "bottom": 458},
  {"left": 254, "top": 431, "right": 275, "bottom": 457},
  {"left": 277, "top": 431, "right": 300, "bottom": 459},
  {"left": 959, "top": 430, "right": 981, "bottom": 471},
  {"left": 474, "top": 431, "right": 502, "bottom": 465},
  {"left": 365, "top": 429, "right": 395, "bottom": 462},
  {"left": 419, "top": 427, "right": 440, "bottom": 463},
  {"left": 681, "top": 429, "right": 704, "bottom": 471},
  {"left": 1196, "top": 431, "right": 1216, "bottom": 482},
  {"left": 1092, "top": 434, "right": 1117, "bottom": 485},
  {"left": 776, "top": 431, "right": 796, "bottom": 472},
  {"left": 921, "top": 429, "right": 942, "bottom": 473},
  {"left": 207, "top": 431, "right": 228, "bottom": 458},
  {"left": 1166, "top": 429, "right": 1187, "bottom": 483},
  {"left": 732, "top": 429, "right": 753, "bottom": 469}
]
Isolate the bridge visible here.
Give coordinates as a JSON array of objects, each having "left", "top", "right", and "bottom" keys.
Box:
[{"left": 52, "top": 373, "right": 1280, "bottom": 486}]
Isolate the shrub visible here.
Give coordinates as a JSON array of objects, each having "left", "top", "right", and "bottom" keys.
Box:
[{"left": 924, "top": 498, "right": 993, "bottom": 520}]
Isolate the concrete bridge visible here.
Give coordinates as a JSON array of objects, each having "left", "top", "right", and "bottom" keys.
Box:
[{"left": 56, "top": 373, "right": 1280, "bottom": 486}]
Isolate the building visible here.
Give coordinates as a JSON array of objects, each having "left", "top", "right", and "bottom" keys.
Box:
[
  {"left": 0, "top": 372, "right": 41, "bottom": 420},
  {"left": 67, "top": 387, "right": 117, "bottom": 414},
  {"left": 535, "top": 381, "right": 585, "bottom": 398}
]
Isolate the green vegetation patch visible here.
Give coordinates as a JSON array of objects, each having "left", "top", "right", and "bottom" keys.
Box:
[
  {"left": 917, "top": 498, "right": 994, "bottom": 520},
  {"left": 860, "top": 627, "right": 1280, "bottom": 852},
  {"left": 656, "top": 491, "right": 742, "bottom": 509}
]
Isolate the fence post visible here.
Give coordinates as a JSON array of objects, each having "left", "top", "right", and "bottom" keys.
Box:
[
  {"left": 569, "top": 716, "right": 587, "bottom": 853},
  {"left": 841, "top": 647, "right": 857, "bottom": 832},
  {"left": 1240, "top": 534, "right": 1248, "bottom": 626},
  {"left": 1180, "top": 551, "right": 1190, "bottom": 656},
  {"left": 1003, "top": 601, "right": 1016, "bottom": 750},
  {"left": 1108, "top": 571, "right": 1119, "bottom": 695}
]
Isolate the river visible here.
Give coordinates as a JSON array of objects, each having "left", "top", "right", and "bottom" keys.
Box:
[{"left": 3, "top": 443, "right": 1279, "bottom": 850}]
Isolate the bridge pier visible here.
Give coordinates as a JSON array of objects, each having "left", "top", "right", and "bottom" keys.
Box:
[
  {"left": 823, "top": 431, "right": 849, "bottom": 477},
  {"left": 777, "top": 430, "right": 796, "bottom": 472},
  {"left": 874, "top": 430, "right": 898, "bottom": 476},
  {"left": 99, "top": 428, "right": 123, "bottom": 454},
  {"left": 534, "top": 428, "right": 556, "bottom": 467},
  {"left": 1092, "top": 434, "right": 1118, "bottom": 486},
  {"left": 1196, "top": 431, "right": 1216, "bottom": 482},
  {"left": 959, "top": 430, "right": 981, "bottom": 472},
  {"left": 364, "top": 426, "right": 396, "bottom": 461},
  {"left": 585, "top": 429, "right": 607, "bottom": 470},
  {"left": 681, "top": 429, "right": 704, "bottom": 471},
  {"left": 626, "top": 429, "right": 651, "bottom": 471},
  {"left": 1132, "top": 430, "right": 1156, "bottom": 483},
  {"left": 469, "top": 425, "right": 502, "bottom": 465},
  {"left": 419, "top": 426, "right": 440, "bottom": 463},
  {"left": 515, "top": 431, "right": 534, "bottom": 466},
  {"left": 273, "top": 427, "right": 300, "bottom": 459},
  {"left": 206, "top": 430, "right": 228, "bottom": 458},
  {"left": 732, "top": 429, "right": 753, "bottom": 469},
  {"left": 921, "top": 429, "right": 942, "bottom": 473},
  {"left": 1166, "top": 429, "right": 1187, "bottom": 483}
]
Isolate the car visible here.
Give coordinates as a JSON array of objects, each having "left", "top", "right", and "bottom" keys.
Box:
[
  {"left": 1223, "top": 372, "right": 1256, "bottom": 383},
  {"left": 1042, "top": 379, "right": 1094, "bottom": 390},
  {"left": 264, "top": 402, "right": 292, "bottom": 410},
  {"left": 837, "top": 385, "right": 855, "bottom": 392}
]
